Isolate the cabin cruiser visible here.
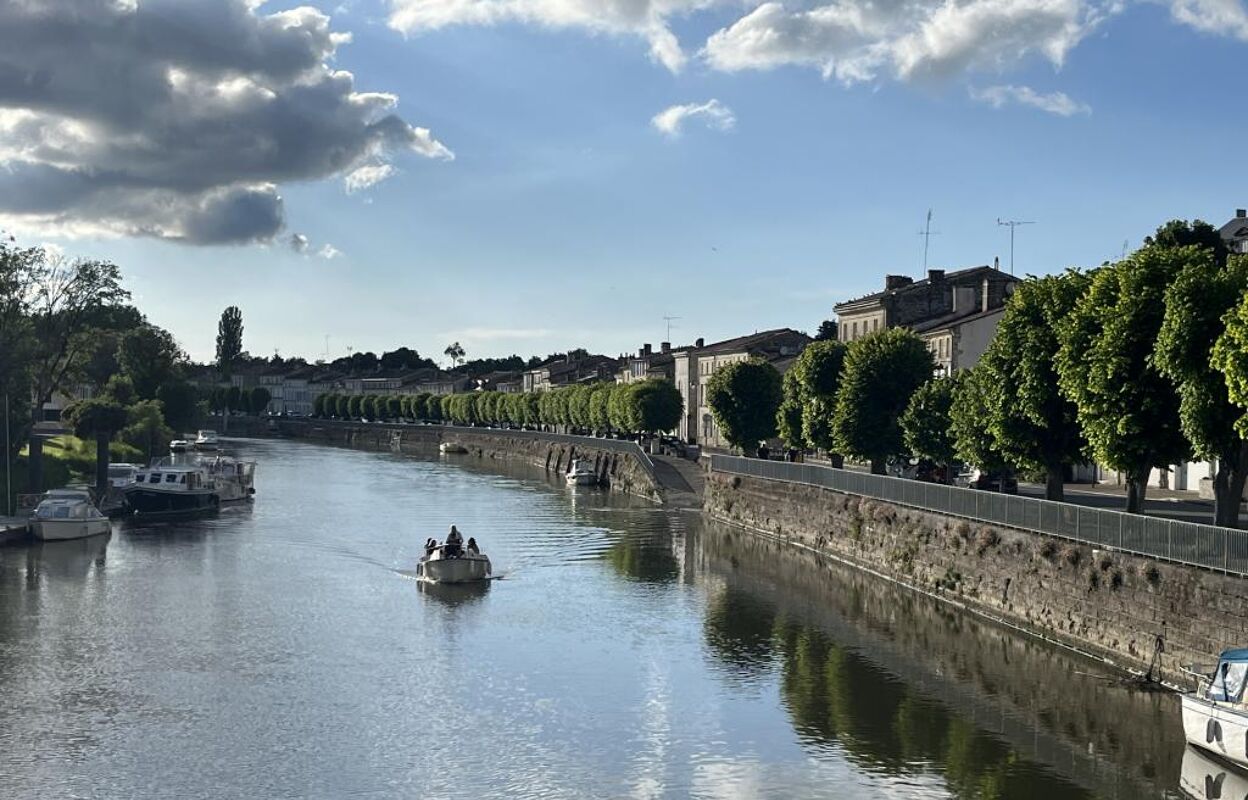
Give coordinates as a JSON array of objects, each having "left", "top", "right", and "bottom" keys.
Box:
[
  {"left": 566, "top": 458, "right": 597, "bottom": 486},
  {"left": 170, "top": 439, "right": 190, "bottom": 453},
  {"left": 29, "top": 489, "right": 111, "bottom": 541},
  {"left": 204, "top": 455, "right": 256, "bottom": 503},
  {"left": 194, "top": 430, "right": 220, "bottom": 451},
  {"left": 1181, "top": 649, "right": 1248, "bottom": 769},
  {"left": 124, "top": 463, "right": 219, "bottom": 515},
  {"left": 100, "top": 463, "right": 139, "bottom": 516},
  {"left": 440, "top": 442, "right": 468, "bottom": 455}
]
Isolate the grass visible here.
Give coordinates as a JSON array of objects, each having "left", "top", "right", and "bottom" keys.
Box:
[{"left": 1, "top": 435, "right": 144, "bottom": 509}]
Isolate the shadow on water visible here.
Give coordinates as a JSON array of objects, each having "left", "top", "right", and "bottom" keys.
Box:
[
  {"left": 693, "top": 521, "right": 1187, "bottom": 800},
  {"left": 414, "top": 578, "right": 492, "bottom": 607}
]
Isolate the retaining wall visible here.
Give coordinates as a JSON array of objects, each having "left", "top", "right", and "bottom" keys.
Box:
[{"left": 705, "top": 469, "right": 1248, "bottom": 682}]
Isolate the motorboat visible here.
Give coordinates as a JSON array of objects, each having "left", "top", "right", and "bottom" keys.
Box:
[
  {"left": 440, "top": 442, "right": 469, "bottom": 455},
  {"left": 566, "top": 458, "right": 597, "bottom": 486},
  {"left": 29, "top": 489, "right": 111, "bottom": 541},
  {"left": 416, "top": 545, "right": 491, "bottom": 584},
  {"left": 170, "top": 439, "right": 190, "bottom": 453},
  {"left": 124, "top": 463, "right": 219, "bottom": 515},
  {"left": 204, "top": 455, "right": 256, "bottom": 503},
  {"left": 1180, "top": 743, "right": 1248, "bottom": 799},
  {"left": 100, "top": 463, "right": 139, "bottom": 516},
  {"left": 194, "top": 430, "right": 220, "bottom": 451},
  {"left": 1181, "top": 649, "right": 1248, "bottom": 769}
]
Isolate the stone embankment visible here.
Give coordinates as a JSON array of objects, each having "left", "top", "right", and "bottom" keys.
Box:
[{"left": 705, "top": 469, "right": 1244, "bottom": 683}]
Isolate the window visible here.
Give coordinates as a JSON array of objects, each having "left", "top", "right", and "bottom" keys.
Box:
[
  {"left": 872, "top": 318, "right": 879, "bottom": 331},
  {"left": 165, "top": 474, "right": 178, "bottom": 483},
  {"left": 1209, "top": 661, "right": 1248, "bottom": 702},
  {"left": 149, "top": 473, "right": 161, "bottom": 483}
]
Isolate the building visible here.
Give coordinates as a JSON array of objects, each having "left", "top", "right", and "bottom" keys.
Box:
[
  {"left": 668, "top": 329, "right": 810, "bottom": 448},
  {"left": 618, "top": 342, "right": 678, "bottom": 383},
  {"left": 474, "top": 371, "right": 523, "bottom": 393},
  {"left": 913, "top": 307, "right": 1007, "bottom": 375},
  {"left": 522, "top": 354, "right": 619, "bottom": 392},
  {"left": 834, "top": 266, "right": 1018, "bottom": 345},
  {"left": 1220, "top": 209, "right": 1248, "bottom": 254}
]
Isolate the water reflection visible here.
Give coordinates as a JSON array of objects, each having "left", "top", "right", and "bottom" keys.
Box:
[
  {"left": 416, "top": 578, "right": 492, "bottom": 606},
  {"left": 694, "top": 524, "right": 1185, "bottom": 799},
  {"left": 1179, "top": 746, "right": 1248, "bottom": 799}
]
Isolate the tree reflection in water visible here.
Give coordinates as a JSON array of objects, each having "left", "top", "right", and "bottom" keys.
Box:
[{"left": 604, "top": 530, "right": 680, "bottom": 583}]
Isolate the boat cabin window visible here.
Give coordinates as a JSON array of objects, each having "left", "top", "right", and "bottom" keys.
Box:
[
  {"left": 1209, "top": 660, "right": 1248, "bottom": 702},
  {"left": 165, "top": 473, "right": 178, "bottom": 483},
  {"left": 149, "top": 473, "right": 161, "bottom": 483}
]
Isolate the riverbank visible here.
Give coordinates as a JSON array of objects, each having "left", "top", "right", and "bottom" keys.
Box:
[{"left": 703, "top": 467, "right": 1244, "bottom": 684}]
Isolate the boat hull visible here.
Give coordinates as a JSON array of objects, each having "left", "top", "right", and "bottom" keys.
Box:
[
  {"left": 417, "top": 554, "right": 491, "bottom": 584},
  {"left": 566, "top": 472, "right": 597, "bottom": 486},
  {"left": 124, "top": 487, "right": 219, "bottom": 516},
  {"left": 1182, "top": 693, "right": 1248, "bottom": 770},
  {"left": 31, "top": 517, "right": 111, "bottom": 541}
]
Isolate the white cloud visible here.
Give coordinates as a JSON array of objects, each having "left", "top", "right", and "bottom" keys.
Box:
[
  {"left": 387, "top": 0, "right": 712, "bottom": 72},
  {"left": 289, "top": 232, "right": 310, "bottom": 253},
  {"left": 970, "top": 84, "right": 1091, "bottom": 115},
  {"left": 651, "top": 99, "right": 736, "bottom": 137},
  {"left": 344, "top": 163, "right": 398, "bottom": 193},
  {"left": 703, "top": 0, "right": 1102, "bottom": 84},
  {"left": 1169, "top": 0, "right": 1248, "bottom": 38},
  {"left": 317, "top": 244, "right": 343, "bottom": 259},
  {"left": 0, "top": 0, "right": 453, "bottom": 245}
]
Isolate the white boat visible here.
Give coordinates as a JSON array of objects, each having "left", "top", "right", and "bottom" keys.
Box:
[
  {"left": 1179, "top": 743, "right": 1248, "bottom": 799},
  {"left": 440, "top": 442, "right": 468, "bottom": 455},
  {"left": 1181, "top": 649, "right": 1248, "bottom": 770},
  {"left": 204, "top": 455, "right": 256, "bottom": 503},
  {"left": 125, "top": 463, "right": 219, "bottom": 515},
  {"left": 566, "top": 458, "right": 597, "bottom": 486},
  {"left": 416, "top": 546, "right": 492, "bottom": 584},
  {"left": 101, "top": 463, "right": 139, "bottom": 516},
  {"left": 170, "top": 439, "right": 190, "bottom": 453},
  {"left": 194, "top": 430, "right": 220, "bottom": 451},
  {"left": 29, "top": 489, "right": 111, "bottom": 541}
]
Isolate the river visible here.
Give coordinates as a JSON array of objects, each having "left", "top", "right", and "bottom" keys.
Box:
[{"left": 0, "top": 438, "right": 1194, "bottom": 799}]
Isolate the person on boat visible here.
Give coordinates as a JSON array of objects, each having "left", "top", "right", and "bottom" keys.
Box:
[
  {"left": 424, "top": 538, "right": 437, "bottom": 558},
  {"left": 444, "top": 525, "right": 464, "bottom": 558},
  {"left": 466, "top": 537, "right": 479, "bottom": 555}
]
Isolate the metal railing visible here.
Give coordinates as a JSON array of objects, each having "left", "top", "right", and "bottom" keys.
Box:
[{"left": 710, "top": 454, "right": 1248, "bottom": 577}]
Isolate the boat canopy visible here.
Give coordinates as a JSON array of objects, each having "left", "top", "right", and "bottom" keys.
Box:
[{"left": 1208, "top": 650, "right": 1248, "bottom": 702}]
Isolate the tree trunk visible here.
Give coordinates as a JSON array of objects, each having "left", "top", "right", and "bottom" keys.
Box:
[
  {"left": 1125, "top": 466, "right": 1150, "bottom": 514},
  {"left": 1214, "top": 442, "right": 1248, "bottom": 528},
  {"left": 95, "top": 431, "right": 109, "bottom": 497},
  {"left": 829, "top": 453, "right": 844, "bottom": 470},
  {"left": 1045, "top": 464, "right": 1065, "bottom": 502},
  {"left": 870, "top": 458, "right": 886, "bottom": 475}
]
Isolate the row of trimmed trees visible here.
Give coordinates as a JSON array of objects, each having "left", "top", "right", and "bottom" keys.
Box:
[
  {"left": 313, "top": 378, "right": 683, "bottom": 437},
  {"left": 205, "top": 385, "right": 272, "bottom": 416},
  {"left": 707, "top": 220, "right": 1248, "bottom": 526}
]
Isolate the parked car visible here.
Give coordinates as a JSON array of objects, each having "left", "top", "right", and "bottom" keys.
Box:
[{"left": 969, "top": 469, "right": 1018, "bottom": 494}]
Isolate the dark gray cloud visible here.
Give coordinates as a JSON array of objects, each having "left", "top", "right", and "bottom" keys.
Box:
[{"left": 0, "top": 0, "right": 452, "bottom": 244}]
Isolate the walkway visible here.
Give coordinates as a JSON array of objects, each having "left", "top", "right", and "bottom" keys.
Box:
[{"left": 651, "top": 454, "right": 705, "bottom": 507}]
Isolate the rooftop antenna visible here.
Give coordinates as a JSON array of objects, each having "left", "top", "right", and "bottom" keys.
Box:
[
  {"left": 996, "top": 218, "right": 1035, "bottom": 274},
  {"left": 663, "top": 315, "right": 681, "bottom": 342},
  {"left": 918, "top": 209, "right": 940, "bottom": 271},
  {"left": 322, "top": 334, "right": 330, "bottom": 361}
]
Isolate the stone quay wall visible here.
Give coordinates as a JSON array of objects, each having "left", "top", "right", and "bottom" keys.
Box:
[
  {"left": 705, "top": 469, "right": 1248, "bottom": 683},
  {"left": 218, "top": 417, "right": 663, "bottom": 502}
]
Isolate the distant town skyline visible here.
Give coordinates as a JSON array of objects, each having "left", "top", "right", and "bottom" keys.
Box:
[{"left": 6, "top": 0, "right": 1248, "bottom": 362}]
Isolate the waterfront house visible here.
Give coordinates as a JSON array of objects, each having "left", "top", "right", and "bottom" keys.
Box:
[
  {"left": 523, "top": 354, "right": 620, "bottom": 392},
  {"left": 1219, "top": 208, "right": 1248, "bottom": 254}
]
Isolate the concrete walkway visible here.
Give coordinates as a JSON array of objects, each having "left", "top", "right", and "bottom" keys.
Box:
[{"left": 651, "top": 454, "right": 705, "bottom": 507}]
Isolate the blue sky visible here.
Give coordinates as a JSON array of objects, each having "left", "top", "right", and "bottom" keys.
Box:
[{"left": 5, "top": 0, "right": 1248, "bottom": 364}]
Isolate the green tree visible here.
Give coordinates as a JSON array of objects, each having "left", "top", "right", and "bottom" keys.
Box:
[
  {"left": 705, "top": 358, "right": 783, "bottom": 453},
  {"left": 118, "top": 323, "right": 185, "bottom": 399},
  {"left": 313, "top": 394, "right": 327, "bottom": 418},
  {"left": 215, "top": 306, "right": 243, "bottom": 434},
  {"left": 1161, "top": 251, "right": 1248, "bottom": 526},
  {"left": 776, "top": 370, "right": 806, "bottom": 450},
  {"left": 976, "top": 271, "right": 1089, "bottom": 500},
  {"left": 225, "top": 385, "right": 242, "bottom": 415},
  {"left": 950, "top": 366, "right": 1010, "bottom": 478},
  {"left": 334, "top": 394, "right": 351, "bottom": 419},
  {"left": 157, "top": 380, "right": 199, "bottom": 433},
  {"left": 64, "top": 397, "right": 130, "bottom": 495},
  {"left": 1144, "top": 219, "right": 1228, "bottom": 266},
  {"left": 588, "top": 384, "right": 612, "bottom": 432},
  {"left": 791, "top": 340, "right": 848, "bottom": 461},
  {"left": 900, "top": 375, "right": 959, "bottom": 467},
  {"left": 347, "top": 394, "right": 364, "bottom": 419},
  {"left": 249, "top": 387, "right": 272, "bottom": 415},
  {"left": 832, "top": 329, "right": 935, "bottom": 474},
  {"left": 24, "top": 249, "right": 128, "bottom": 491},
  {"left": 443, "top": 341, "right": 466, "bottom": 368},
  {"left": 607, "top": 383, "right": 639, "bottom": 433},
  {"left": 387, "top": 395, "right": 403, "bottom": 420},
  {"left": 632, "top": 379, "right": 682, "bottom": 434},
  {"left": 423, "top": 394, "right": 443, "bottom": 422},
  {"left": 1056, "top": 249, "right": 1190, "bottom": 513},
  {"left": 815, "top": 320, "right": 838, "bottom": 341},
  {"left": 122, "top": 399, "right": 174, "bottom": 461},
  {"left": 439, "top": 394, "right": 454, "bottom": 422}
]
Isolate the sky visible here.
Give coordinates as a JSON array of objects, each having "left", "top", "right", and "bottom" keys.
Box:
[{"left": 3, "top": 0, "right": 1248, "bottom": 365}]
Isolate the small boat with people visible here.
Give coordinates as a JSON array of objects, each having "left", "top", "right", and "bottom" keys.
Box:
[
  {"left": 194, "top": 430, "right": 220, "bottom": 451},
  {"left": 29, "top": 489, "right": 111, "bottom": 541},
  {"left": 1181, "top": 649, "right": 1248, "bottom": 770},
  {"left": 416, "top": 526, "right": 491, "bottom": 584},
  {"left": 565, "top": 458, "right": 597, "bottom": 486}
]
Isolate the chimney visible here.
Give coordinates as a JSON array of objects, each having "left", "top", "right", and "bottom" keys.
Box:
[
  {"left": 1238, "top": 209, "right": 1247, "bottom": 219},
  {"left": 695, "top": 337, "right": 705, "bottom": 348},
  {"left": 994, "top": 256, "right": 1000, "bottom": 270},
  {"left": 927, "top": 269, "right": 945, "bottom": 283},
  {"left": 982, "top": 277, "right": 991, "bottom": 313},
  {"left": 661, "top": 342, "right": 670, "bottom": 353},
  {"left": 885, "top": 275, "right": 913, "bottom": 291},
  {"left": 643, "top": 343, "right": 652, "bottom": 356}
]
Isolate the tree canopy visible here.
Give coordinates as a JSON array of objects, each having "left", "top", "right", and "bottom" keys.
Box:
[
  {"left": 901, "top": 375, "right": 959, "bottom": 466},
  {"left": 705, "top": 359, "right": 783, "bottom": 452},
  {"left": 216, "top": 306, "right": 243, "bottom": 377}
]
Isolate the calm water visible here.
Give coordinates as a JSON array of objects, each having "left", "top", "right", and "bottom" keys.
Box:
[{"left": 0, "top": 438, "right": 1191, "bottom": 799}]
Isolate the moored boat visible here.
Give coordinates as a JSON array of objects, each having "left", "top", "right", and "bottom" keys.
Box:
[
  {"left": 416, "top": 547, "right": 491, "bottom": 584},
  {"left": 1181, "top": 649, "right": 1248, "bottom": 770},
  {"left": 566, "top": 458, "right": 597, "bottom": 486},
  {"left": 440, "top": 442, "right": 469, "bottom": 455},
  {"left": 29, "top": 489, "right": 111, "bottom": 541},
  {"left": 194, "top": 430, "right": 220, "bottom": 451},
  {"left": 124, "top": 463, "right": 219, "bottom": 515},
  {"left": 205, "top": 455, "right": 256, "bottom": 503},
  {"left": 170, "top": 439, "right": 190, "bottom": 453}
]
